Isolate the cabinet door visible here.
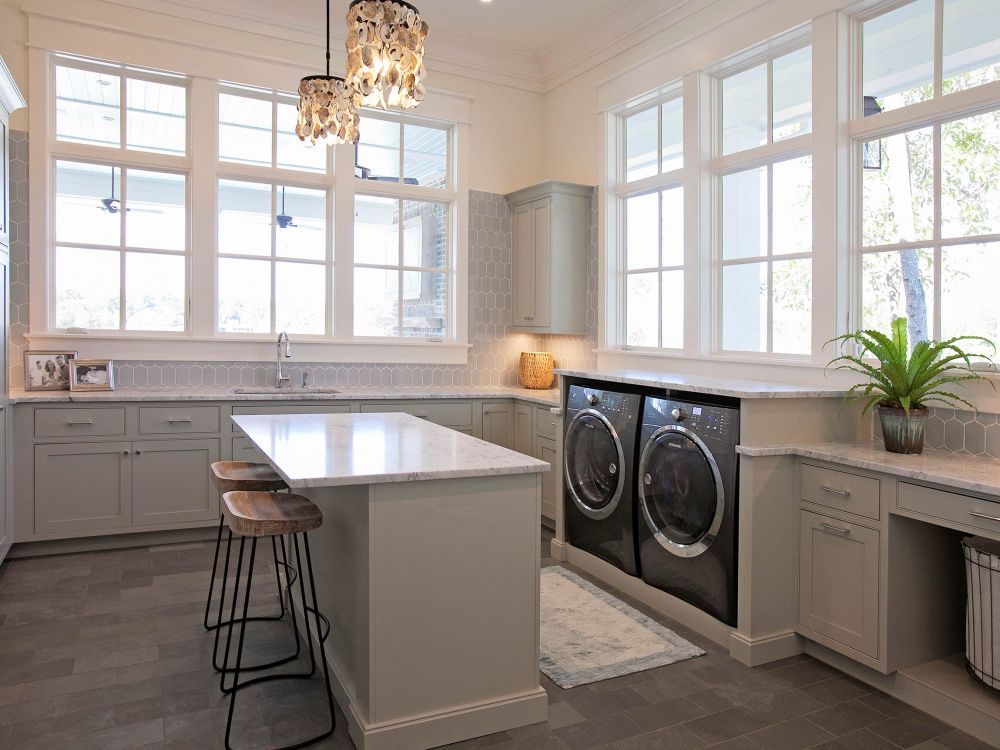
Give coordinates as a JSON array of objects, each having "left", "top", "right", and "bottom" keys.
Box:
[
  {"left": 512, "top": 202, "right": 535, "bottom": 326},
  {"left": 35, "top": 442, "right": 132, "bottom": 534},
  {"left": 132, "top": 439, "right": 220, "bottom": 527},
  {"left": 530, "top": 198, "right": 552, "bottom": 327},
  {"left": 799, "top": 509, "right": 880, "bottom": 658},
  {"left": 535, "top": 436, "right": 558, "bottom": 521},
  {"left": 514, "top": 403, "right": 533, "bottom": 455},
  {"left": 481, "top": 402, "right": 514, "bottom": 449}
]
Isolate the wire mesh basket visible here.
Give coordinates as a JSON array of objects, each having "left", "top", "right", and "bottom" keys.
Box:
[{"left": 963, "top": 536, "right": 1000, "bottom": 691}]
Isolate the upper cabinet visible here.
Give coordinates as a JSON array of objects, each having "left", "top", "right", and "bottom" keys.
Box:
[
  {"left": 0, "top": 56, "right": 26, "bottom": 253},
  {"left": 506, "top": 181, "right": 591, "bottom": 334}
]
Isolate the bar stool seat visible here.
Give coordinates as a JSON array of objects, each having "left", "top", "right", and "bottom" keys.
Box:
[
  {"left": 212, "top": 461, "right": 288, "bottom": 494},
  {"left": 218, "top": 490, "right": 335, "bottom": 750}
]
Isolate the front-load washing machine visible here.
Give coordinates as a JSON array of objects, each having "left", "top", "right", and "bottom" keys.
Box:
[
  {"left": 636, "top": 395, "right": 739, "bottom": 625},
  {"left": 563, "top": 384, "right": 642, "bottom": 576}
]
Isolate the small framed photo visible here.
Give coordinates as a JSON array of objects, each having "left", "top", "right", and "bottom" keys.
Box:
[
  {"left": 24, "top": 351, "right": 78, "bottom": 391},
  {"left": 70, "top": 359, "right": 115, "bottom": 392}
]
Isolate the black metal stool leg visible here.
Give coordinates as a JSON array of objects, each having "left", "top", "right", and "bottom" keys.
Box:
[
  {"left": 302, "top": 531, "right": 337, "bottom": 743},
  {"left": 224, "top": 537, "right": 257, "bottom": 749},
  {"left": 220, "top": 535, "right": 249, "bottom": 695},
  {"left": 203, "top": 515, "right": 225, "bottom": 630}
]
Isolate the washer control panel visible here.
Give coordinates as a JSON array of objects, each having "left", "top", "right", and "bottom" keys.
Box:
[
  {"left": 568, "top": 386, "right": 639, "bottom": 426},
  {"left": 646, "top": 397, "right": 739, "bottom": 443}
]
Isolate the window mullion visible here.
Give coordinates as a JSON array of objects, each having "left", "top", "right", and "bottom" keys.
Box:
[
  {"left": 271, "top": 184, "right": 278, "bottom": 334},
  {"left": 934, "top": 0, "right": 944, "bottom": 98},
  {"left": 933, "top": 122, "right": 943, "bottom": 341},
  {"left": 119, "top": 166, "right": 127, "bottom": 331},
  {"left": 767, "top": 163, "right": 774, "bottom": 353}
]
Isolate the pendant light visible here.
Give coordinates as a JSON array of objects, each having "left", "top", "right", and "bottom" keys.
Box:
[
  {"left": 344, "top": 0, "right": 428, "bottom": 110},
  {"left": 296, "top": 0, "right": 361, "bottom": 145}
]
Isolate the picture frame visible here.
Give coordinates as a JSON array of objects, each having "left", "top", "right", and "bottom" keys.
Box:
[
  {"left": 23, "top": 351, "right": 78, "bottom": 391},
  {"left": 69, "top": 359, "right": 116, "bottom": 392}
]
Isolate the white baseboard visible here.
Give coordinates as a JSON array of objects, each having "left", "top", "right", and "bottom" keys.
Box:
[
  {"left": 729, "top": 630, "right": 804, "bottom": 667},
  {"left": 549, "top": 537, "right": 568, "bottom": 561}
]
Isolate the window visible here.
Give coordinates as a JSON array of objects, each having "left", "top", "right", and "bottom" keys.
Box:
[
  {"left": 717, "top": 46, "right": 813, "bottom": 355},
  {"left": 356, "top": 115, "right": 448, "bottom": 188},
  {"left": 620, "top": 95, "right": 685, "bottom": 349}
]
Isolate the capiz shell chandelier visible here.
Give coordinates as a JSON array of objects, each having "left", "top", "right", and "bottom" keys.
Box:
[
  {"left": 345, "top": 0, "right": 428, "bottom": 110},
  {"left": 296, "top": 0, "right": 361, "bottom": 145}
]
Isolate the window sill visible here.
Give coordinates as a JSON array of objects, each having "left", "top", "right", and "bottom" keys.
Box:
[{"left": 24, "top": 332, "right": 471, "bottom": 365}]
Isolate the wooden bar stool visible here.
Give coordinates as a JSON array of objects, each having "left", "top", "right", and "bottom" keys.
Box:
[{"left": 218, "top": 490, "right": 335, "bottom": 750}]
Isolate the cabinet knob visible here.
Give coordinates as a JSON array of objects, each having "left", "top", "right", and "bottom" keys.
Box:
[
  {"left": 135, "top": 450, "right": 142, "bottom": 456},
  {"left": 122, "top": 450, "right": 130, "bottom": 455}
]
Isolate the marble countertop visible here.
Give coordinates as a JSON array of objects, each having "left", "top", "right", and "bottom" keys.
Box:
[
  {"left": 556, "top": 368, "right": 850, "bottom": 399},
  {"left": 737, "top": 442, "right": 1000, "bottom": 497},
  {"left": 8, "top": 385, "right": 562, "bottom": 409},
  {"left": 233, "top": 412, "right": 550, "bottom": 488}
]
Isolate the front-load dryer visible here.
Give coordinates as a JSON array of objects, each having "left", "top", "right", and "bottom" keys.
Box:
[
  {"left": 563, "top": 384, "right": 642, "bottom": 576},
  {"left": 636, "top": 396, "right": 740, "bottom": 625}
]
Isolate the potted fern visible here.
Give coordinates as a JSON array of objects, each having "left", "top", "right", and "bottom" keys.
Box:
[{"left": 827, "top": 317, "right": 995, "bottom": 455}]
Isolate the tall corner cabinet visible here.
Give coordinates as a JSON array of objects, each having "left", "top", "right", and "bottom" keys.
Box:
[
  {"left": 0, "top": 56, "right": 26, "bottom": 566},
  {"left": 505, "top": 180, "right": 592, "bottom": 334}
]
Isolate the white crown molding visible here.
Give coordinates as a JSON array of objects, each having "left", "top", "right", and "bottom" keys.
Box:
[{"left": 0, "top": 54, "right": 27, "bottom": 113}]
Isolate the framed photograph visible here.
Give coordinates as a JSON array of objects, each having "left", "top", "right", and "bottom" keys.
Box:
[
  {"left": 24, "top": 351, "right": 78, "bottom": 391},
  {"left": 69, "top": 359, "right": 115, "bottom": 392}
]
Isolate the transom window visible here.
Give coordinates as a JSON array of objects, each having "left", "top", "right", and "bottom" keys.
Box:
[{"left": 356, "top": 114, "right": 448, "bottom": 188}]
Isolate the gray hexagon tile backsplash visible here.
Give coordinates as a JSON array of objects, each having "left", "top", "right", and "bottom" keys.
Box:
[{"left": 6, "top": 132, "right": 598, "bottom": 392}]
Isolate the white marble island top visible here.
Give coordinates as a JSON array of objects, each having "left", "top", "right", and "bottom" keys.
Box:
[
  {"left": 556, "top": 368, "right": 850, "bottom": 399},
  {"left": 232, "top": 412, "right": 550, "bottom": 489}
]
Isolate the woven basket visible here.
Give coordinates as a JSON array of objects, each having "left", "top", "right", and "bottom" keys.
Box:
[{"left": 519, "top": 352, "right": 555, "bottom": 390}]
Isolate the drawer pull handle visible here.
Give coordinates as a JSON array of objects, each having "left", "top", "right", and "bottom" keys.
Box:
[
  {"left": 970, "top": 511, "right": 1000, "bottom": 523},
  {"left": 67, "top": 419, "right": 94, "bottom": 425},
  {"left": 819, "top": 521, "right": 851, "bottom": 535},
  {"left": 168, "top": 417, "right": 193, "bottom": 424},
  {"left": 820, "top": 485, "right": 851, "bottom": 497}
]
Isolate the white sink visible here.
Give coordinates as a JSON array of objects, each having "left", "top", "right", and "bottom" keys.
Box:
[{"left": 232, "top": 386, "right": 341, "bottom": 395}]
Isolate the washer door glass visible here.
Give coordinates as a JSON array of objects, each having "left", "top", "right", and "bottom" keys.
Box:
[
  {"left": 565, "top": 413, "right": 621, "bottom": 513},
  {"left": 641, "top": 431, "right": 719, "bottom": 547}
]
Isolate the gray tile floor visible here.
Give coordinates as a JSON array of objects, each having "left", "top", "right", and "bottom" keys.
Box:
[{"left": 0, "top": 528, "right": 989, "bottom": 750}]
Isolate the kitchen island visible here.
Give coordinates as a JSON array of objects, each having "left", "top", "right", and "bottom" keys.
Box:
[{"left": 232, "top": 412, "right": 550, "bottom": 750}]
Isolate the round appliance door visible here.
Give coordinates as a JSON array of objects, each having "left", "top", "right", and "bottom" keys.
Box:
[
  {"left": 638, "top": 425, "right": 725, "bottom": 558},
  {"left": 563, "top": 409, "right": 626, "bottom": 520}
]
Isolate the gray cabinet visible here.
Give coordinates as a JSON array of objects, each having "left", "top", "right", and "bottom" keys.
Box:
[
  {"left": 481, "top": 401, "right": 514, "bottom": 449},
  {"left": 507, "top": 181, "right": 591, "bottom": 334},
  {"left": 514, "top": 402, "right": 533, "bottom": 455},
  {"left": 535, "top": 436, "right": 558, "bottom": 521},
  {"left": 132, "top": 439, "right": 220, "bottom": 526},
  {"left": 798, "top": 508, "right": 879, "bottom": 659},
  {"left": 35, "top": 442, "right": 133, "bottom": 534}
]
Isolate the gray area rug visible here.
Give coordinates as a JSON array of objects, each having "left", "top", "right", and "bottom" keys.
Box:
[{"left": 540, "top": 567, "right": 705, "bottom": 688}]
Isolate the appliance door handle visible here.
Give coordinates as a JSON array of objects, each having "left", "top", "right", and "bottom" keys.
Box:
[
  {"left": 970, "top": 511, "right": 1000, "bottom": 523},
  {"left": 820, "top": 485, "right": 851, "bottom": 497},
  {"left": 819, "top": 521, "right": 851, "bottom": 536}
]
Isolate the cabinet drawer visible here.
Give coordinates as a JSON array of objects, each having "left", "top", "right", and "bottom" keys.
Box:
[
  {"left": 139, "top": 406, "right": 220, "bottom": 435},
  {"left": 359, "top": 401, "right": 474, "bottom": 428},
  {"left": 898, "top": 482, "right": 1000, "bottom": 535},
  {"left": 231, "top": 404, "right": 351, "bottom": 435},
  {"left": 232, "top": 437, "right": 268, "bottom": 464},
  {"left": 800, "top": 463, "right": 880, "bottom": 521},
  {"left": 535, "top": 406, "right": 559, "bottom": 440},
  {"left": 34, "top": 407, "right": 126, "bottom": 438}
]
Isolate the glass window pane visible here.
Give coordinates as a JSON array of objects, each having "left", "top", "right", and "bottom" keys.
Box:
[
  {"left": 943, "top": 0, "right": 1000, "bottom": 93},
  {"left": 626, "top": 193, "right": 658, "bottom": 270},
  {"left": 275, "top": 262, "right": 326, "bottom": 335},
  {"left": 402, "top": 201, "right": 447, "bottom": 269},
  {"left": 625, "top": 107, "right": 657, "bottom": 182},
  {"left": 126, "top": 78, "right": 185, "bottom": 155},
  {"left": 772, "top": 258, "right": 811, "bottom": 355},
  {"left": 218, "top": 180, "right": 271, "bottom": 257},
  {"left": 55, "top": 65, "right": 120, "bottom": 148},
  {"left": 355, "top": 195, "right": 399, "bottom": 265},
  {"left": 661, "top": 98, "right": 683, "bottom": 173},
  {"left": 276, "top": 102, "right": 327, "bottom": 173},
  {"left": 402, "top": 271, "right": 446, "bottom": 338},
  {"left": 55, "top": 247, "right": 121, "bottom": 330},
  {"left": 863, "top": 0, "right": 934, "bottom": 112},
  {"left": 403, "top": 124, "right": 447, "bottom": 188},
  {"left": 773, "top": 46, "right": 812, "bottom": 142},
  {"left": 722, "top": 263, "right": 767, "bottom": 352},
  {"left": 941, "top": 243, "right": 1000, "bottom": 356},
  {"left": 661, "top": 270, "right": 683, "bottom": 349},
  {"left": 722, "top": 167, "right": 766, "bottom": 260},
  {"left": 218, "top": 257, "right": 270, "bottom": 333},
  {"left": 626, "top": 272, "right": 658, "bottom": 347},
  {"left": 862, "top": 128, "right": 934, "bottom": 247},
  {"left": 126, "top": 169, "right": 186, "bottom": 251},
  {"left": 275, "top": 185, "right": 326, "bottom": 261},
  {"left": 219, "top": 93, "right": 272, "bottom": 167},
  {"left": 942, "top": 110, "right": 1000, "bottom": 238},
  {"left": 861, "top": 248, "right": 935, "bottom": 341},
  {"left": 56, "top": 161, "right": 121, "bottom": 246},
  {"left": 355, "top": 267, "right": 398, "bottom": 336},
  {"left": 125, "top": 252, "right": 185, "bottom": 331},
  {"left": 772, "top": 156, "right": 812, "bottom": 255},
  {"left": 661, "top": 188, "right": 684, "bottom": 267},
  {"left": 357, "top": 118, "right": 400, "bottom": 181},
  {"left": 722, "top": 64, "right": 767, "bottom": 155}
]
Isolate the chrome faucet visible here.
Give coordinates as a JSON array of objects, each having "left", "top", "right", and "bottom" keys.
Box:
[{"left": 276, "top": 332, "right": 292, "bottom": 388}]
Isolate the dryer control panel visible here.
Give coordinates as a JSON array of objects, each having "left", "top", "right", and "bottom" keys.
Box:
[
  {"left": 645, "top": 398, "right": 740, "bottom": 444},
  {"left": 567, "top": 386, "right": 640, "bottom": 429}
]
